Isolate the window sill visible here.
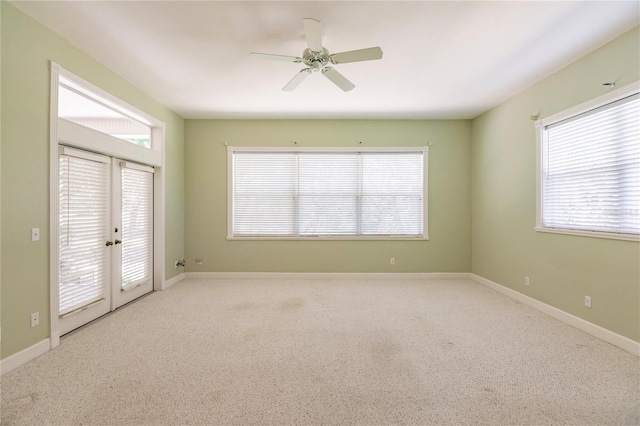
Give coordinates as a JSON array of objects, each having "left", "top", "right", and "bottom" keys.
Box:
[
  {"left": 227, "top": 235, "right": 430, "bottom": 241},
  {"left": 534, "top": 226, "right": 639, "bottom": 242}
]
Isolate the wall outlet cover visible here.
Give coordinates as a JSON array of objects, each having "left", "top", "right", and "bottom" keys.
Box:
[{"left": 30, "top": 312, "right": 40, "bottom": 328}]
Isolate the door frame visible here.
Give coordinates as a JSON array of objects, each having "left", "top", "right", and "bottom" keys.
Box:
[{"left": 49, "top": 62, "right": 166, "bottom": 348}]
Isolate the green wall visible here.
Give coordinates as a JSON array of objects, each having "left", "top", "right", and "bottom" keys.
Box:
[
  {"left": 471, "top": 26, "right": 640, "bottom": 341},
  {"left": 185, "top": 119, "right": 471, "bottom": 273},
  {"left": 0, "top": 3, "right": 185, "bottom": 358}
]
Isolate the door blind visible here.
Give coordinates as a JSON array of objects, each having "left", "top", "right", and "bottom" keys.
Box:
[
  {"left": 542, "top": 93, "right": 640, "bottom": 235},
  {"left": 120, "top": 163, "right": 154, "bottom": 290},
  {"left": 59, "top": 151, "right": 110, "bottom": 315}
]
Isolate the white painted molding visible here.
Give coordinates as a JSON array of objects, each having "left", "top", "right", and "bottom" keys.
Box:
[
  {"left": 185, "top": 272, "right": 472, "bottom": 280},
  {"left": 1, "top": 339, "right": 51, "bottom": 375},
  {"left": 58, "top": 119, "right": 162, "bottom": 167},
  {"left": 49, "top": 61, "right": 61, "bottom": 350},
  {"left": 470, "top": 273, "right": 639, "bottom": 356},
  {"left": 163, "top": 273, "right": 185, "bottom": 290}
]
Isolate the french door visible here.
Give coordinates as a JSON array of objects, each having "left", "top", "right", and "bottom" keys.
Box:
[{"left": 58, "top": 147, "right": 154, "bottom": 335}]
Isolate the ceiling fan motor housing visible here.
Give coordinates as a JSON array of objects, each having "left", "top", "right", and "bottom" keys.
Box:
[{"left": 303, "top": 48, "right": 330, "bottom": 72}]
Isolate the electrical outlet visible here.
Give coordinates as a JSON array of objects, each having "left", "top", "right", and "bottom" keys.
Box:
[
  {"left": 584, "top": 295, "right": 592, "bottom": 308},
  {"left": 390, "top": 257, "right": 395, "bottom": 265},
  {"left": 196, "top": 258, "right": 203, "bottom": 265},
  {"left": 30, "top": 312, "right": 39, "bottom": 328},
  {"left": 524, "top": 276, "right": 530, "bottom": 286}
]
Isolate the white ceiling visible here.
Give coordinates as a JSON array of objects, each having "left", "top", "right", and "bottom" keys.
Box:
[{"left": 12, "top": 1, "right": 640, "bottom": 119}]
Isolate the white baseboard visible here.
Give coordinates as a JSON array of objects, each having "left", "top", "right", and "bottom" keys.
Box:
[
  {"left": 470, "top": 273, "right": 639, "bottom": 356},
  {"left": 185, "top": 272, "right": 472, "bottom": 280},
  {"left": 1, "top": 338, "right": 51, "bottom": 375},
  {"left": 162, "top": 272, "right": 185, "bottom": 290}
]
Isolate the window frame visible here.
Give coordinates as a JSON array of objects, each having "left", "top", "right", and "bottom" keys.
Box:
[
  {"left": 535, "top": 81, "right": 640, "bottom": 242},
  {"left": 227, "top": 146, "right": 429, "bottom": 241}
]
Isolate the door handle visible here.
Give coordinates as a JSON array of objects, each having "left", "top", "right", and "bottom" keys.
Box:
[
  {"left": 114, "top": 239, "right": 122, "bottom": 245},
  {"left": 105, "top": 241, "right": 114, "bottom": 247}
]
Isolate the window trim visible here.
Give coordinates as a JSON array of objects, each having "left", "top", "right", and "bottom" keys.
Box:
[
  {"left": 534, "top": 81, "right": 640, "bottom": 242},
  {"left": 227, "top": 146, "right": 429, "bottom": 241}
]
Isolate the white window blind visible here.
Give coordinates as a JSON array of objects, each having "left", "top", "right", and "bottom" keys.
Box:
[
  {"left": 541, "top": 92, "right": 640, "bottom": 237},
  {"left": 298, "top": 153, "right": 359, "bottom": 235},
  {"left": 59, "top": 150, "right": 110, "bottom": 315},
  {"left": 120, "top": 163, "right": 154, "bottom": 290},
  {"left": 361, "top": 153, "right": 423, "bottom": 235},
  {"left": 230, "top": 148, "right": 426, "bottom": 238},
  {"left": 234, "top": 152, "right": 296, "bottom": 236}
]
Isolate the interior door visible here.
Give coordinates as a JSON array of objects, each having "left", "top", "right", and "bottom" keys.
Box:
[
  {"left": 58, "top": 147, "right": 111, "bottom": 335},
  {"left": 111, "top": 160, "right": 154, "bottom": 309},
  {"left": 58, "top": 148, "right": 154, "bottom": 334}
]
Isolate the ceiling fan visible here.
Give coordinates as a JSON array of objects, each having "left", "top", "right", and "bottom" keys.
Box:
[{"left": 249, "top": 18, "right": 383, "bottom": 92}]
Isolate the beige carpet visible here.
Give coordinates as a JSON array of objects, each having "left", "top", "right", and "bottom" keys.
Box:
[{"left": 1, "top": 278, "right": 638, "bottom": 425}]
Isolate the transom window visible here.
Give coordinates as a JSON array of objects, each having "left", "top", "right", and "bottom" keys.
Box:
[
  {"left": 537, "top": 82, "right": 640, "bottom": 240},
  {"left": 228, "top": 147, "right": 428, "bottom": 239},
  {"left": 58, "top": 75, "right": 152, "bottom": 148}
]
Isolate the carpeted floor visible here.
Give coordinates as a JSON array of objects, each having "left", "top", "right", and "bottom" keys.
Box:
[{"left": 1, "top": 278, "right": 639, "bottom": 425}]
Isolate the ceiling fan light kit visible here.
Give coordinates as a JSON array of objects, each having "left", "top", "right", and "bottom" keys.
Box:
[{"left": 250, "top": 18, "right": 383, "bottom": 92}]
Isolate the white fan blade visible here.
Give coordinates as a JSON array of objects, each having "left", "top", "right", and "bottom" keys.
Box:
[
  {"left": 303, "top": 18, "right": 323, "bottom": 52},
  {"left": 322, "top": 67, "right": 355, "bottom": 92},
  {"left": 330, "top": 47, "right": 383, "bottom": 64},
  {"left": 249, "top": 52, "right": 302, "bottom": 63},
  {"left": 283, "top": 69, "right": 311, "bottom": 91}
]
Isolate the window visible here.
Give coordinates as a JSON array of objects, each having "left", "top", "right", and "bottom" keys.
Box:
[
  {"left": 58, "top": 75, "right": 152, "bottom": 148},
  {"left": 537, "top": 82, "right": 640, "bottom": 240},
  {"left": 228, "top": 147, "right": 428, "bottom": 239}
]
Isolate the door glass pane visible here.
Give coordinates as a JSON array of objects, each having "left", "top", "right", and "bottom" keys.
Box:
[
  {"left": 59, "top": 154, "right": 109, "bottom": 315},
  {"left": 121, "top": 166, "right": 153, "bottom": 290}
]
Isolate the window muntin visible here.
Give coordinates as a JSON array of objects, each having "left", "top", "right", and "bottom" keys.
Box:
[
  {"left": 229, "top": 147, "right": 427, "bottom": 239},
  {"left": 538, "top": 87, "right": 640, "bottom": 239}
]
